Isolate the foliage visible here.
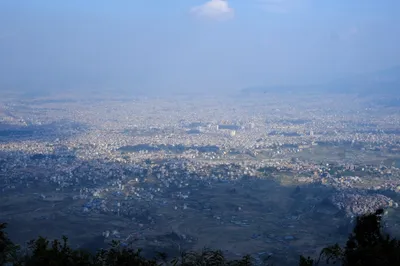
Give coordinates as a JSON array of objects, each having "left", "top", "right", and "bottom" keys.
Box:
[
  {"left": 300, "top": 208, "right": 400, "bottom": 266},
  {"left": 0, "top": 225, "right": 257, "bottom": 266},
  {"left": 93, "top": 240, "right": 157, "bottom": 266},
  {"left": 23, "top": 236, "right": 93, "bottom": 266},
  {"left": 2, "top": 209, "right": 400, "bottom": 266},
  {"left": 0, "top": 223, "right": 20, "bottom": 266}
]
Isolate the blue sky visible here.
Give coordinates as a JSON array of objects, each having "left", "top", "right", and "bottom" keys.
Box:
[{"left": 0, "top": 0, "right": 399, "bottom": 93}]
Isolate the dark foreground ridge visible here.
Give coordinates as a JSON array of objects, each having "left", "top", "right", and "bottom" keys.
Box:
[{"left": 1, "top": 209, "right": 399, "bottom": 266}]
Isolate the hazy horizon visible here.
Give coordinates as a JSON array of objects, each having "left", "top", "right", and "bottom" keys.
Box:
[{"left": 1, "top": 0, "right": 400, "bottom": 94}]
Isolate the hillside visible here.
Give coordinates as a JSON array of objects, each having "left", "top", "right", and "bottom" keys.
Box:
[{"left": 241, "top": 66, "right": 400, "bottom": 96}]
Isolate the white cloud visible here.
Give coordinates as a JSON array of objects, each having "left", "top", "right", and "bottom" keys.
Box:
[{"left": 191, "top": 0, "right": 234, "bottom": 21}]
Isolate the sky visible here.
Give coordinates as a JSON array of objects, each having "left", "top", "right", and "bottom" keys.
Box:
[{"left": 0, "top": 0, "right": 400, "bottom": 94}]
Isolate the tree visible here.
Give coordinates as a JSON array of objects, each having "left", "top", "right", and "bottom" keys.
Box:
[
  {"left": 93, "top": 240, "right": 157, "bottom": 266},
  {"left": 23, "top": 236, "right": 94, "bottom": 266},
  {"left": 300, "top": 209, "right": 400, "bottom": 266},
  {"left": 0, "top": 223, "right": 20, "bottom": 266},
  {"left": 4, "top": 208, "right": 400, "bottom": 266}
]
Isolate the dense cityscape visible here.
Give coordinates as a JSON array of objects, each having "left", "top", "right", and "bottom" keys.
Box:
[
  {"left": 1, "top": 92, "right": 399, "bottom": 265},
  {"left": 2, "top": 0, "right": 400, "bottom": 265}
]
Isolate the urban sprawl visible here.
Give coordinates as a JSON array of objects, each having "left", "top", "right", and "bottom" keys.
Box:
[{"left": 0, "top": 93, "right": 399, "bottom": 264}]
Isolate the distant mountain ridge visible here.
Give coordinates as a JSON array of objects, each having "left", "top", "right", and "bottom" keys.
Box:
[
  {"left": 241, "top": 66, "right": 400, "bottom": 95},
  {"left": 326, "top": 66, "right": 400, "bottom": 94}
]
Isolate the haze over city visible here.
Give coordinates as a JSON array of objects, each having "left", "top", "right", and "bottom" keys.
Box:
[
  {"left": 1, "top": 0, "right": 400, "bottom": 94},
  {"left": 1, "top": 1, "right": 400, "bottom": 266}
]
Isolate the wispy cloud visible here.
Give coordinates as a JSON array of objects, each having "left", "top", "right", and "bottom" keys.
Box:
[
  {"left": 330, "top": 26, "right": 359, "bottom": 41},
  {"left": 256, "top": 0, "right": 309, "bottom": 13},
  {"left": 191, "top": 0, "right": 234, "bottom": 21},
  {"left": 257, "top": 0, "right": 290, "bottom": 13}
]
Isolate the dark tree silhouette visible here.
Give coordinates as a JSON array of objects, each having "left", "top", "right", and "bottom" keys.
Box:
[
  {"left": 0, "top": 223, "right": 19, "bottom": 265},
  {"left": 2, "top": 209, "right": 400, "bottom": 266},
  {"left": 0, "top": 223, "right": 258, "bottom": 265},
  {"left": 300, "top": 209, "right": 400, "bottom": 266}
]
